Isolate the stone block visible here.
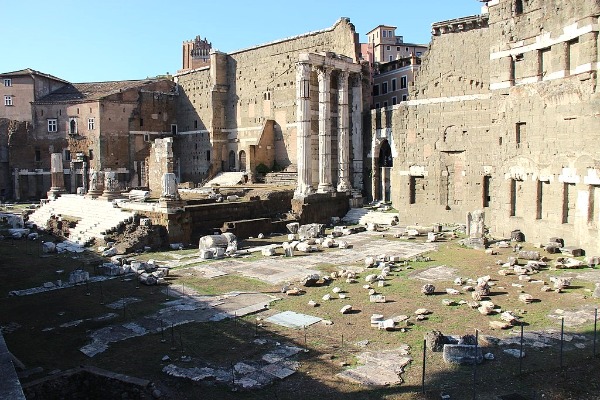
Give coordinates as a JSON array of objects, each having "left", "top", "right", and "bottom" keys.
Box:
[{"left": 442, "top": 344, "right": 483, "bottom": 365}]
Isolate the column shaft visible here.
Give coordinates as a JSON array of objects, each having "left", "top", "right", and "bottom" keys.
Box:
[
  {"left": 295, "top": 62, "right": 313, "bottom": 197},
  {"left": 317, "top": 67, "right": 334, "bottom": 193},
  {"left": 337, "top": 70, "right": 351, "bottom": 192},
  {"left": 351, "top": 74, "right": 364, "bottom": 191}
]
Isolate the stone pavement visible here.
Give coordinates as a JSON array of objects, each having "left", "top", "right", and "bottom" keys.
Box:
[{"left": 173, "top": 228, "right": 436, "bottom": 284}]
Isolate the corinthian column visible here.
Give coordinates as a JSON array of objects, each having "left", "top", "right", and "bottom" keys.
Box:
[
  {"left": 337, "top": 70, "right": 351, "bottom": 192},
  {"left": 351, "top": 73, "right": 364, "bottom": 192},
  {"left": 316, "top": 66, "right": 334, "bottom": 193},
  {"left": 295, "top": 61, "right": 313, "bottom": 197}
]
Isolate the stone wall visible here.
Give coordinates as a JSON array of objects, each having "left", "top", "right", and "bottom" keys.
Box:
[
  {"left": 175, "top": 18, "right": 364, "bottom": 185},
  {"left": 372, "top": 0, "right": 600, "bottom": 252}
]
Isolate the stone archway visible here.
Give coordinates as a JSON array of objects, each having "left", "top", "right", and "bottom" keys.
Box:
[
  {"left": 228, "top": 150, "right": 236, "bottom": 171},
  {"left": 239, "top": 150, "right": 247, "bottom": 172}
]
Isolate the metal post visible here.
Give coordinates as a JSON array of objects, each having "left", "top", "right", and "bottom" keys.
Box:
[
  {"left": 166, "top": 284, "right": 169, "bottom": 300},
  {"left": 560, "top": 317, "right": 564, "bottom": 369},
  {"left": 170, "top": 323, "right": 176, "bottom": 351},
  {"left": 594, "top": 308, "right": 597, "bottom": 358},
  {"left": 472, "top": 329, "right": 478, "bottom": 400},
  {"left": 99, "top": 281, "right": 104, "bottom": 305},
  {"left": 422, "top": 339, "right": 426, "bottom": 394},
  {"left": 304, "top": 326, "right": 307, "bottom": 348},
  {"left": 519, "top": 324, "right": 524, "bottom": 376},
  {"left": 160, "top": 320, "right": 166, "bottom": 343},
  {"left": 231, "top": 362, "right": 235, "bottom": 385}
]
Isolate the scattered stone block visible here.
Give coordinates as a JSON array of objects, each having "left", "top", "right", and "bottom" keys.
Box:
[
  {"left": 421, "top": 284, "right": 435, "bottom": 295},
  {"left": 340, "top": 305, "right": 353, "bottom": 314},
  {"left": 308, "top": 300, "right": 318, "bottom": 307},
  {"left": 561, "top": 246, "right": 583, "bottom": 257},
  {"left": 415, "top": 308, "right": 431, "bottom": 315},
  {"left": 370, "top": 314, "right": 384, "bottom": 326},
  {"left": 302, "top": 274, "right": 320, "bottom": 287},
  {"left": 519, "top": 294, "right": 534, "bottom": 304},
  {"left": 442, "top": 299, "right": 456, "bottom": 306},
  {"left": 322, "top": 294, "right": 332, "bottom": 301},
  {"left": 503, "top": 348, "right": 525, "bottom": 358},
  {"left": 443, "top": 344, "right": 483, "bottom": 365},
  {"left": 489, "top": 320, "right": 512, "bottom": 330},
  {"left": 424, "top": 330, "right": 445, "bottom": 352},
  {"left": 378, "top": 319, "right": 396, "bottom": 330},
  {"left": 369, "top": 295, "right": 386, "bottom": 303},
  {"left": 446, "top": 288, "right": 460, "bottom": 295},
  {"left": 518, "top": 250, "right": 540, "bottom": 260}
]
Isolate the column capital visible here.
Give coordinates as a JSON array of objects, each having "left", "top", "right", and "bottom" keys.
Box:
[{"left": 313, "top": 65, "right": 333, "bottom": 79}]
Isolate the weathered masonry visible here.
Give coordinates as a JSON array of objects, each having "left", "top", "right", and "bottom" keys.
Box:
[
  {"left": 174, "top": 18, "right": 369, "bottom": 189},
  {"left": 370, "top": 0, "right": 600, "bottom": 252}
]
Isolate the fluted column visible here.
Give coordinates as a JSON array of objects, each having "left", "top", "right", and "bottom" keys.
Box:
[
  {"left": 337, "top": 70, "right": 351, "bottom": 192},
  {"left": 295, "top": 61, "right": 313, "bottom": 197},
  {"left": 351, "top": 73, "right": 364, "bottom": 191},
  {"left": 316, "top": 66, "right": 334, "bottom": 193}
]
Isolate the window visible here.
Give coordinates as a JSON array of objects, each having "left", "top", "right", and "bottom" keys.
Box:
[
  {"left": 515, "top": 0, "right": 523, "bottom": 15},
  {"left": 383, "top": 101, "right": 388, "bottom": 107},
  {"left": 373, "top": 84, "right": 380, "bottom": 96},
  {"left": 375, "top": 103, "right": 380, "bottom": 108},
  {"left": 416, "top": 52, "right": 422, "bottom": 57},
  {"left": 386, "top": 46, "right": 390, "bottom": 51},
  {"left": 382, "top": 82, "right": 388, "bottom": 95},
  {"left": 88, "top": 149, "right": 94, "bottom": 160},
  {"left": 391, "top": 78, "right": 397, "bottom": 91},
  {"left": 171, "top": 124, "right": 178, "bottom": 135},
  {"left": 63, "top": 149, "right": 71, "bottom": 162},
  {"left": 3, "top": 79, "right": 11, "bottom": 87},
  {"left": 400, "top": 76, "right": 407, "bottom": 89},
  {"left": 516, "top": 122, "right": 526, "bottom": 146},
  {"left": 68, "top": 118, "right": 77, "bottom": 135},
  {"left": 396, "top": 47, "right": 400, "bottom": 51},
  {"left": 194, "top": 120, "right": 198, "bottom": 129},
  {"left": 143, "top": 133, "right": 150, "bottom": 142},
  {"left": 567, "top": 38, "right": 579, "bottom": 73},
  {"left": 206, "top": 150, "right": 211, "bottom": 161},
  {"left": 402, "top": 94, "right": 407, "bottom": 101},
  {"left": 483, "top": 176, "right": 491, "bottom": 208},
  {"left": 389, "top": 55, "right": 393, "bottom": 62},
  {"left": 88, "top": 118, "right": 95, "bottom": 130},
  {"left": 392, "top": 97, "right": 397, "bottom": 105},
  {"left": 382, "top": 30, "right": 387, "bottom": 38},
  {"left": 4, "top": 95, "right": 13, "bottom": 106},
  {"left": 47, "top": 119, "right": 57, "bottom": 132},
  {"left": 35, "top": 148, "right": 41, "bottom": 162},
  {"left": 140, "top": 118, "right": 144, "bottom": 127}
]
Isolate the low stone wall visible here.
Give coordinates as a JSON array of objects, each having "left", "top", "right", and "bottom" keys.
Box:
[
  {"left": 292, "top": 193, "right": 350, "bottom": 225},
  {"left": 22, "top": 366, "right": 157, "bottom": 399}
]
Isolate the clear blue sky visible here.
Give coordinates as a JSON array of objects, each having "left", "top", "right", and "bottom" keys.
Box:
[{"left": 2, "top": 0, "right": 483, "bottom": 83}]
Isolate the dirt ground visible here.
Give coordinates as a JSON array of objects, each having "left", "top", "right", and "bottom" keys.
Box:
[{"left": 1, "top": 208, "right": 600, "bottom": 399}]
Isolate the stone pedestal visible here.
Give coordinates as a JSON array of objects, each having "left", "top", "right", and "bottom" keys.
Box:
[
  {"left": 159, "top": 172, "right": 185, "bottom": 210},
  {"left": 100, "top": 171, "right": 123, "bottom": 201},
  {"left": 47, "top": 153, "right": 66, "bottom": 200},
  {"left": 86, "top": 170, "right": 104, "bottom": 198},
  {"left": 466, "top": 210, "right": 487, "bottom": 249}
]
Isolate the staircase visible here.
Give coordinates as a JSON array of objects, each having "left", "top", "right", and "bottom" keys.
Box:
[
  {"left": 264, "top": 172, "right": 297, "bottom": 186},
  {"left": 28, "top": 195, "right": 136, "bottom": 245},
  {"left": 342, "top": 207, "right": 399, "bottom": 226},
  {"left": 203, "top": 172, "right": 247, "bottom": 187}
]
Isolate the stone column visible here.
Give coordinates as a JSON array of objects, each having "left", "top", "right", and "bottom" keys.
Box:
[
  {"left": 371, "top": 139, "right": 380, "bottom": 202},
  {"left": 70, "top": 159, "right": 76, "bottom": 194},
  {"left": 316, "top": 66, "right": 334, "bottom": 193},
  {"left": 337, "top": 70, "right": 351, "bottom": 192},
  {"left": 47, "top": 153, "right": 66, "bottom": 200},
  {"left": 295, "top": 61, "right": 313, "bottom": 197},
  {"left": 381, "top": 167, "right": 389, "bottom": 202},
  {"left": 351, "top": 74, "right": 364, "bottom": 192},
  {"left": 13, "top": 168, "right": 20, "bottom": 201}
]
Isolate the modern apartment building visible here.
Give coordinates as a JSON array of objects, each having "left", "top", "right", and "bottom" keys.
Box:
[{"left": 361, "top": 25, "right": 428, "bottom": 108}]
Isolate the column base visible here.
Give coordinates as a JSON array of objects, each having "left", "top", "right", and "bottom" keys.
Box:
[
  {"left": 336, "top": 181, "right": 352, "bottom": 193},
  {"left": 317, "top": 184, "right": 335, "bottom": 193},
  {"left": 294, "top": 185, "right": 314, "bottom": 199},
  {"left": 47, "top": 187, "right": 66, "bottom": 200}
]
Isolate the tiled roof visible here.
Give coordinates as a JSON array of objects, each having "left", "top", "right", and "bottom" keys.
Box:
[
  {"left": 0, "top": 68, "right": 69, "bottom": 84},
  {"left": 35, "top": 79, "right": 157, "bottom": 102}
]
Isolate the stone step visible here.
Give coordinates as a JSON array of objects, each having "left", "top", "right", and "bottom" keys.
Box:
[
  {"left": 342, "top": 208, "right": 399, "bottom": 226},
  {"left": 203, "top": 172, "right": 247, "bottom": 187},
  {"left": 264, "top": 172, "right": 297, "bottom": 186}
]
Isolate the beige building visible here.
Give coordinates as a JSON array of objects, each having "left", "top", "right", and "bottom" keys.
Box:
[
  {"left": 8, "top": 79, "right": 177, "bottom": 199},
  {"left": 370, "top": 0, "right": 600, "bottom": 252},
  {"left": 0, "top": 69, "right": 68, "bottom": 122},
  {"left": 361, "top": 26, "right": 428, "bottom": 108}
]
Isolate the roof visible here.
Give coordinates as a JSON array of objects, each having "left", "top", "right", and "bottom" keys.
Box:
[
  {"left": 35, "top": 79, "right": 161, "bottom": 103},
  {"left": 366, "top": 25, "right": 398, "bottom": 34},
  {"left": 0, "top": 68, "right": 69, "bottom": 84}
]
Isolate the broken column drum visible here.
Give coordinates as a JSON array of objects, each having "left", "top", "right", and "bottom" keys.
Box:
[
  {"left": 198, "top": 233, "right": 237, "bottom": 251},
  {"left": 161, "top": 172, "right": 179, "bottom": 199},
  {"left": 87, "top": 169, "right": 104, "bottom": 198}
]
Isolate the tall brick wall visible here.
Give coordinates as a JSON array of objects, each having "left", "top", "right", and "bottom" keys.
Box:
[
  {"left": 174, "top": 18, "right": 363, "bottom": 185},
  {"left": 374, "top": 0, "right": 600, "bottom": 252}
]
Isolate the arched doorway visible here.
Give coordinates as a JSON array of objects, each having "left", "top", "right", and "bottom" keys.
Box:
[
  {"left": 239, "top": 150, "right": 247, "bottom": 172},
  {"left": 378, "top": 140, "right": 393, "bottom": 202},
  {"left": 228, "top": 150, "right": 236, "bottom": 171}
]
